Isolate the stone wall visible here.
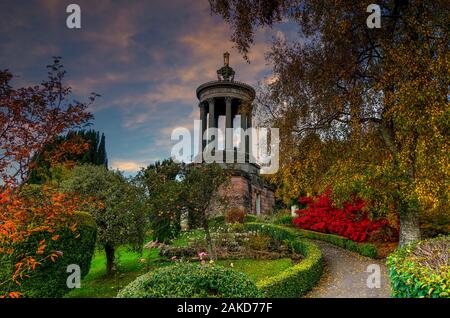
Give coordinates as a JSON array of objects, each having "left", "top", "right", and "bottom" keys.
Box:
[{"left": 207, "top": 174, "right": 274, "bottom": 217}]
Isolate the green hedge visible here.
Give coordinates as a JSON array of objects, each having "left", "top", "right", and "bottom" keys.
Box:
[
  {"left": 0, "top": 212, "right": 97, "bottom": 298},
  {"left": 387, "top": 236, "right": 449, "bottom": 298},
  {"left": 117, "top": 262, "right": 262, "bottom": 298},
  {"left": 292, "top": 228, "right": 378, "bottom": 258},
  {"left": 244, "top": 223, "right": 323, "bottom": 297},
  {"left": 273, "top": 215, "right": 293, "bottom": 225}
]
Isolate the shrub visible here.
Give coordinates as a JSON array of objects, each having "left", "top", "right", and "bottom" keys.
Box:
[
  {"left": 208, "top": 215, "right": 225, "bottom": 229},
  {"left": 293, "top": 190, "right": 396, "bottom": 242},
  {"left": 117, "top": 262, "right": 262, "bottom": 298},
  {"left": 245, "top": 233, "right": 272, "bottom": 251},
  {"left": 244, "top": 223, "right": 323, "bottom": 297},
  {"left": 387, "top": 236, "right": 450, "bottom": 298},
  {"left": 225, "top": 208, "right": 246, "bottom": 224},
  {"left": 274, "top": 215, "right": 293, "bottom": 225},
  {"left": 244, "top": 214, "right": 258, "bottom": 223},
  {"left": 0, "top": 212, "right": 97, "bottom": 298},
  {"left": 293, "top": 227, "right": 378, "bottom": 258}
]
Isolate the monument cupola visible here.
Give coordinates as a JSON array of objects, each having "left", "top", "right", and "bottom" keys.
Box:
[{"left": 196, "top": 53, "right": 256, "bottom": 171}]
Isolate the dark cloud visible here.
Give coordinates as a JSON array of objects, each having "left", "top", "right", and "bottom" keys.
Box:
[{"left": 0, "top": 0, "right": 288, "bottom": 173}]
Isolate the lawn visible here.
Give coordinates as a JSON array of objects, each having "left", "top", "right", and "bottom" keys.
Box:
[
  {"left": 216, "top": 258, "right": 292, "bottom": 282},
  {"left": 66, "top": 230, "right": 293, "bottom": 298},
  {"left": 65, "top": 244, "right": 171, "bottom": 298}
]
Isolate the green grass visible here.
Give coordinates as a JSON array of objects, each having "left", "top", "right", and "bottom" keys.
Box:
[
  {"left": 65, "top": 245, "right": 171, "bottom": 298},
  {"left": 216, "top": 258, "right": 293, "bottom": 282},
  {"left": 65, "top": 230, "right": 294, "bottom": 298}
]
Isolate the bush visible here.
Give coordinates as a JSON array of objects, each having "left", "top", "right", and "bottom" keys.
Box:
[
  {"left": 244, "top": 223, "right": 323, "bottom": 297},
  {"left": 294, "top": 228, "right": 378, "bottom": 258},
  {"left": 293, "top": 190, "right": 396, "bottom": 242},
  {"left": 244, "top": 214, "right": 258, "bottom": 223},
  {"left": 117, "top": 262, "right": 262, "bottom": 298},
  {"left": 0, "top": 212, "right": 97, "bottom": 298},
  {"left": 274, "top": 215, "right": 293, "bottom": 225},
  {"left": 245, "top": 233, "right": 272, "bottom": 251},
  {"left": 208, "top": 215, "right": 225, "bottom": 229},
  {"left": 387, "top": 236, "right": 450, "bottom": 298},
  {"left": 225, "top": 208, "right": 246, "bottom": 224}
]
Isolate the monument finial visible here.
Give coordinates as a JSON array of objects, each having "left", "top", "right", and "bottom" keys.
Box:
[
  {"left": 224, "top": 52, "right": 230, "bottom": 66},
  {"left": 217, "top": 52, "right": 235, "bottom": 81}
]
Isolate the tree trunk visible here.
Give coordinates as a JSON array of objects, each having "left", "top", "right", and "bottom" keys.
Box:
[
  {"left": 380, "top": 123, "right": 421, "bottom": 247},
  {"left": 202, "top": 212, "right": 216, "bottom": 260},
  {"left": 105, "top": 242, "right": 115, "bottom": 275},
  {"left": 398, "top": 204, "right": 421, "bottom": 247}
]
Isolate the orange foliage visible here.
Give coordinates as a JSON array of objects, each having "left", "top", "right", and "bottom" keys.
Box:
[{"left": 0, "top": 187, "right": 94, "bottom": 297}]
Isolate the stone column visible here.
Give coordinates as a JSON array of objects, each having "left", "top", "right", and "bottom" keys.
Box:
[
  {"left": 225, "top": 97, "right": 233, "bottom": 163},
  {"left": 207, "top": 98, "right": 217, "bottom": 152},
  {"left": 246, "top": 111, "right": 252, "bottom": 162},
  {"left": 200, "top": 102, "right": 207, "bottom": 152},
  {"left": 240, "top": 111, "right": 247, "bottom": 163}
]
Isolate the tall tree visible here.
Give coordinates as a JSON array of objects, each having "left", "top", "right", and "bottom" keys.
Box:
[
  {"left": 182, "top": 163, "right": 229, "bottom": 260},
  {"left": 0, "top": 57, "right": 96, "bottom": 188},
  {"left": 28, "top": 130, "right": 109, "bottom": 184},
  {"left": 60, "top": 165, "right": 147, "bottom": 275},
  {"left": 137, "top": 159, "right": 184, "bottom": 243},
  {"left": 0, "top": 57, "right": 97, "bottom": 296},
  {"left": 210, "top": 0, "right": 449, "bottom": 246}
]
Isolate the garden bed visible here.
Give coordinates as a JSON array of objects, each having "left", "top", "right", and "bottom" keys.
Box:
[{"left": 387, "top": 236, "right": 449, "bottom": 298}]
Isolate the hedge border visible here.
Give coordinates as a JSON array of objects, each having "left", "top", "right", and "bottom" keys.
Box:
[
  {"left": 387, "top": 236, "right": 450, "bottom": 298},
  {"left": 290, "top": 227, "right": 379, "bottom": 258},
  {"left": 244, "top": 223, "right": 323, "bottom": 297}
]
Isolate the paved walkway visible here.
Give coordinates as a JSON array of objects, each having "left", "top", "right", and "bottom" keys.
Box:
[{"left": 304, "top": 240, "right": 391, "bottom": 298}]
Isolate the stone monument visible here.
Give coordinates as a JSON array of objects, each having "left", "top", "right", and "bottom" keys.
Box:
[{"left": 195, "top": 53, "right": 275, "bottom": 216}]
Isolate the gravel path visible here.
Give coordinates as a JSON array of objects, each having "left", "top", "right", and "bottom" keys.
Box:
[{"left": 304, "top": 240, "right": 391, "bottom": 298}]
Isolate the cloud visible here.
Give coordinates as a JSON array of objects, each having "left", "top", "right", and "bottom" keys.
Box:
[
  {"left": 0, "top": 0, "right": 289, "bottom": 169},
  {"left": 110, "top": 158, "right": 159, "bottom": 172}
]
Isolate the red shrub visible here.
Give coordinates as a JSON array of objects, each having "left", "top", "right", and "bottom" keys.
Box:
[
  {"left": 225, "top": 208, "right": 246, "bottom": 224},
  {"left": 292, "top": 190, "right": 393, "bottom": 242}
]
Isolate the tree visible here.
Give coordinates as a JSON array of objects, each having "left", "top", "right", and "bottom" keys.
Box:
[
  {"left": 0, "top": 57, "right": 97, "bottom": 297},
  {"left": 210, "top": 0, "right": 449, "bottom": 246},
  {"left": 137, "top": 159, "right": 184, "bottom": 243},
  {"left": 0, "top": 57, "right": 96, "bottom": 188},
  {"left": 0, "top": 186, "right": 94, "bottom": 298},
  {"left": 182, "top": 163, "right": 229, "bottom": 260},
  {"left": 60, "top": 165, "right": 147, "bottom": 275},
  {"left": 28, "top": 130, "right": 109, "bottom": 184}
]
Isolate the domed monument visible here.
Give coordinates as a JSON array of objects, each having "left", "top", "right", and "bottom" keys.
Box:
[{"left": 196, "top": 53, "right": 275, "bottom": 216}]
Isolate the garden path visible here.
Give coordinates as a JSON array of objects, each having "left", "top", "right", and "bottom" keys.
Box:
[{"left": 304, "top": 240, "right": 391, "bottom": 298}]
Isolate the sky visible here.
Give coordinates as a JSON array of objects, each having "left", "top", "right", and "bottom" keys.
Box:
[{"left": 0, "top": 0, "right": 296, "bottom": 174}]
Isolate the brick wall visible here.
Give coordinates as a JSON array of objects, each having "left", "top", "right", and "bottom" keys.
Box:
[{"left": 208, "top": 175, "right": 274, "bottom": 216}]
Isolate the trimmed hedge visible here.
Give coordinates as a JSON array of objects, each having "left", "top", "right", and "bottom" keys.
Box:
[
  {"left": 0, "top": 212, "right": 97, "bottom": 298},
  {"left": 244, "top": 223, "right": 323, "bottom": 297},
  {"left": 117, "top": 262, "right": 262, "bottom": 298},
  {"left": 387, "top": 236, "right": 449, "bottom": 298},
  {"left": 292, "top": 227, "right": 378, "bottom": 258},
  {"left": 273, "top": 215, "right": 294, "bottom": 225}
]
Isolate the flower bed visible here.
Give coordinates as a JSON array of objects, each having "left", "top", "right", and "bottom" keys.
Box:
[
  {"left": 387, "top": 236, "right": 450, "bottom": 298},
  {"left": 244, "top": 223, "right": 323, "bottom": 297}
]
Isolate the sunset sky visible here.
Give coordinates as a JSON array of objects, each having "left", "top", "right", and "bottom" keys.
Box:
[{"left": 0, "top": 0, "right": 296, "bottom": 173}]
